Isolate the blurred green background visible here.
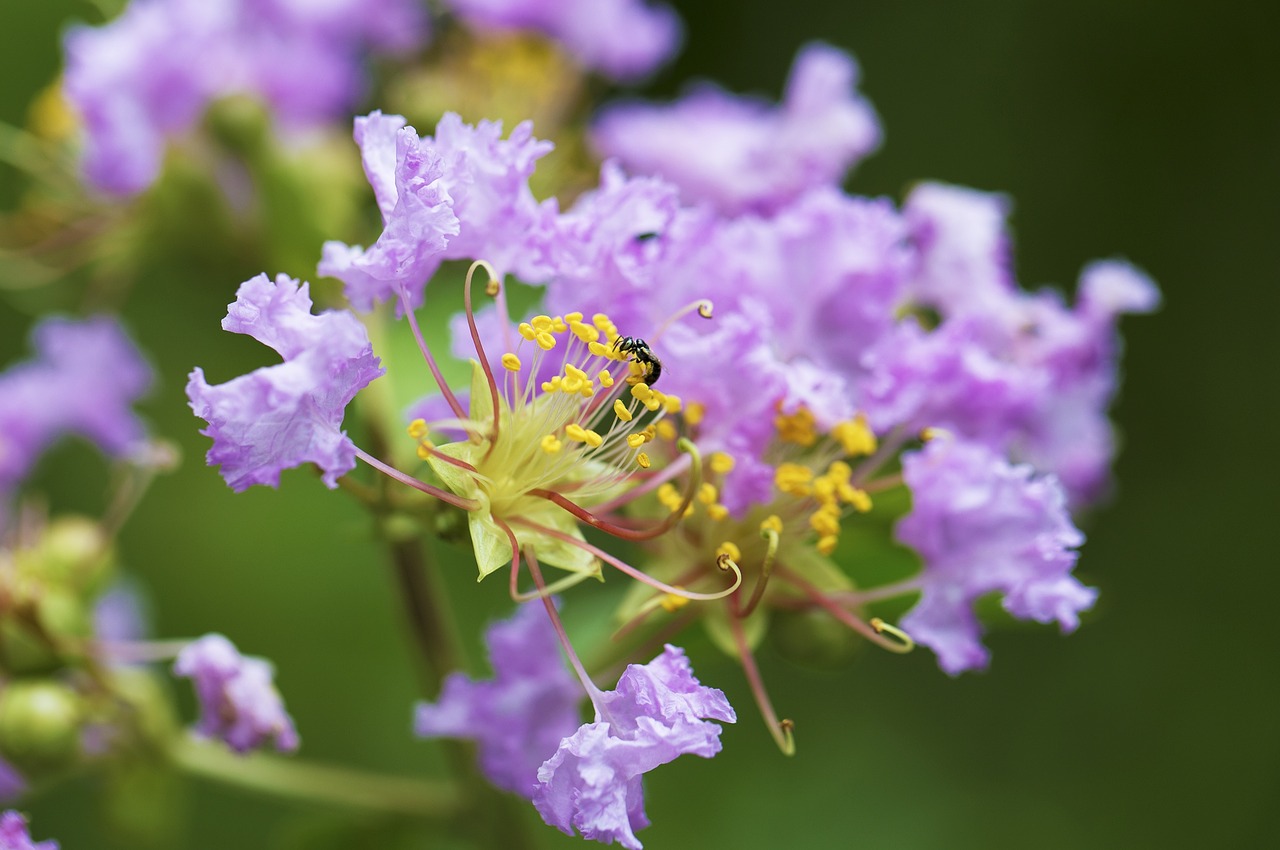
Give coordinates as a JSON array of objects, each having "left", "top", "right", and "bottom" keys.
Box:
[{"left": 2, "top": 0, "right": 1276, "bottom": 847}]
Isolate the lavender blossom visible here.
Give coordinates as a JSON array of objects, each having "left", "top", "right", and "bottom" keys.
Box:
[
  {"left": 319, "top": 112, "right": 558, "bottom": 311},
  {"left": 534, "top": 645, "right": 735, "bottom": 849},
  {"left": 592, "top": 43, "right": 880, "bottom": 214},
  {"left": 896, "top": 436, "right": 1094, "bottom": 675},
  {"left": 0, "top": 811, "right": 57, "bottom": 850},
  {"left": 173, "top": 633, "right": 299, "bottom": 754},
  {"left": 443, "top": 0, "right": 682, "bottom": 81},
  {"left": 0, "top": 763, "right": 24, "bottom": 803},
  {"left": 187, "top": 273, "right": 384, "bottom": 491},
  {"left": 415, "top": 602, "right": 582, "bottom": 796},
  {"left": 903, "top": 182, "right": 1015, "bottom": 316},
  {"left": 63, "top": 0, "right": 429, "bottom": 195},
  {"left": 0, "top": 316, "right": 152, "bottom": 499}
]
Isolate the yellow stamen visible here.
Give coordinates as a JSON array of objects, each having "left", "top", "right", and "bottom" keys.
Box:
[
  {"left": 656, "top": 421, "right": 677, "bottom": 441},
  {"left": 760, "top": 515, "right": 784, "bottom": 534},
  {"left": 809, "top": 506, "right": 841, "bottom": 537},
  {"left": 565, "top": 424, "right": 604, "bottom": 448},
  {"left": 716, "top": 541, "right": 741, "bottom": 562},
  {"left": 636, "top": 452, "right": 651, "bottom": 469},
  {"left": 709, "top": 452, "right": 736, "bottom": 474},
  {"left": 540, "top": 434, "right": 562, "bottom": 454},
  {"left": 697, "top": 483, "right": 718, "bottom": 505},
  {"left": 518, "top": 322, "right": 537, "bottom": 341},
  {"left": 832, "top": 414, "right": 877, "bottom": 457},
  {"left": 663, "top": 394, "right": 683, "bottom": 414},
  {"left": 706, "top": 504, "right": 729, "bottom": 521},
  {"left": 416, "top": 443, "right": 434, "bottom": 460},
  {"left": 775, "top": 463, "right": 814, "bottom": 497},
  {"left": 598, "top": 369, "right": 614, "bottom": 388},
  {"left": 531, "top": 315, "right": 553, "bottom": 331},
  {"left": 501, "top": 353, "right": 522, "bottom": 372},
  {"left": 847, "top": 489, "right": 872, "bottom": 513},
  {"left": 571, "top": 321, "right": 599, "bottom": 343},
  {"left": 626, "top": 433, "right": 648, "bottom": 449},
  {"left": 685, "top": 402, "right": 705, "bottom": 427},
  {"left": 613, "top": 399, "right": 633, "bottom": 421},
  {"left": 660, "top": 592, "right": 689, "bottom": 613},
  {"left": 775, "top": 406, "right": 818, "bottom": 447},
  {"left": 407, "top": 419, "right": 428, "bottom": 439},
  {"left": 656, "top": 483, "right": 682, "bottom": 510},
  {"left": 816, "top": 535, "right": 839, "bottom": 555}
]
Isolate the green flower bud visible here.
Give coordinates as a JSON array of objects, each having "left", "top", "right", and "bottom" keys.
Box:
[
  {"left": 37, "top": 517, "right": 113, "bottom": 591},
  {"left": 0, "top": 679, "right": 83, "bottom": 773}
]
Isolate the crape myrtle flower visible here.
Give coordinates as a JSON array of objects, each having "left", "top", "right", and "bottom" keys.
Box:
[
  {"left": 187, "top": 273, "right": 386, "bottom": 491},
  {"left": 173, "top": 633, "right": 299, "bottom": 754},
  {"left": 63, "top": 0, "right": 429, "bottom": 195},
  {"left": 0, "top": 811, "right": 57, "bottom": 850},
  {"left": 441, "top": 0, "right": 683, "bottom": 82},
  {"left": 895, "top": 435, "right": 1093, "bottom": 674},
  {"left": 0, "top": 316, "right": 152, "bottom": 501},
  {"left": 0, "top": 762, "right": 23, "bottom": 803},
  {"left": 318, "top": 111, "right": 559, "bottom": 312},
  {"left": 415, "top": 601, "right": 582, "bottom": 795},
  {"left": 591, "top": 43, "right": 881, "bottom": 215}
]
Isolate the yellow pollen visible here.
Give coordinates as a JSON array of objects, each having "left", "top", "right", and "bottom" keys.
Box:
[
  {"left": 541, "top": 376, "right": 562, "bottom": 393},
  {"left": 630, "top": 382, "right": 652, "bottom": 401},
  {"left": 518, "top": 322, "right": 537, "bottom": 341},
  {"left": 663, "top": 394, "right": 683, "bottom": 414},
  {"left": 817, "top": 535, "right": 839, "bottom": 556},
  {"left": 626, "top": 432, "right": 648, "bottom": 449},
  {"left": 563, "top": 375, "right": 584, "bottom": 395},
  {"left": 501, "top": 353, "right": 522, "bottom": 372},
  {"left": 551, "top": 316, "right": 567, "bottom": 333},
  {"left": 656, "top": 421, "right": 677, "bottom": 441},
  {"left": 416, "top": 443, "right": 434, "bottom": 460},
  {"left": 810, "top": 506, "right": 841, "bottom": 537},
  {"left": 636, "top": 452, "right": 651, "bottom": 469},
  {"left": 535, "top": 331, "right": 556, "bottom": 351},
  {"left": 760, "top": 515, "right": 784, "bottom": 534},
  {"left": 643, "top": 395, "right": 662, "bottom": 412},
  {"left": 540, "top": 434, "right": 562, "bottom": 454},
  {"left": 716, "top": 541, "right": 741, "bottom": 561},
  {"left": 706, "top": 504, "right": 729, "bottom": 521},
  {"left": 407, "top": 418, "right": 428, "bottom": 439},
  {"left": 588, "top": 341, "right": 610, "bottom": 358},
  {"left": 775, "top": 406, "right": 818, "bottom": 446},
  {"left": 531, "top": 315, "right": 554, "bottom": 331},
  {"left": 566, "top": 365, "right": 587, "bottom": 380},
  {"left": 571, "top": 321, "right": 600, "bottom": 343},
  {"left": 697, "top": 483, "right": 718, "bottom": 505},
  {"left": 598, "top": 369, "right": 614, "bottom": 387},
  {"left": 848, "top": 489, "right": 872, "bottom": 513},
  {"left": 833, "top": 414, "right": 877, "bottom": 457},
  {"left": 709, "top": 452, "right": 735, "bottom": 474},
  {"left": 685, "top": 402, "right": 705, "bottom": 426},
  {"left": 565, "top": 424, "right": 604, "bottom": 448},
  {"left": 564, "top": 311, "right": 584, "bottom": 323},
  {"left": 656, "top": 483, "right": 682, "bottom": 510},
  {"left": 660, "top": 592, "right": 689, "bottom": 613},
  {"left": 775, "top": 463, "right": 814, "bottom": 497},
  {"left": 613, "top": 399, "right": 633, "bottom": 421}
]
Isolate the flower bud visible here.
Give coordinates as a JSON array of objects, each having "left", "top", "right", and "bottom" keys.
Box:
[
  {"left": 36, "top": 516, "right": 114, "bottom": 592},
  {"left": 0, "top": 680, "right": 83, "bottom": 773}
]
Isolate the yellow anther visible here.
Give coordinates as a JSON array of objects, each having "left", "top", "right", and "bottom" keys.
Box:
[
  {"left": 535, "top": 331, "right": 556, "bottom": 351},
  {"left": 588, "top": 341, "right": 610, "bottom": 358},
  {"left": 541, "top": 376, "right": 562, "bottom": 393},
  {"left": 827, "top": 460, "right": 852, "bottom": 481},
  {"left": 643, "top": 396, "right": 662, "bottom": 412},
  {"left": 709, "top": 452, "right": 736, "bottom": 474},
  {"left": 613, "top": 399, "right": 634, "bottom": 421},
  {"left": 716, "top": 541, "right": 741, "bottom": 562},
  {"left": 816, "top": 535, "right": 839, "bottom": 556},
  {"left": 563, "top": 375, "right": 584, "bottom": 395},
  {"left": 685, "top": 402, "right": 705, "bottom": 427},
  {"left": 626, "top": 432, "right": 648, "bottom": 449},
  {"left": 809, "top": 506, "right": 841, "bottom": 537},
  {"left": 501, "top": 353, "right": 522, "bottom": 372},
  {"left": 597, "top": 369, "right": 615, "bottom": 388},
  {"left": 630, "top": 382, "right": 652, "bottom": 401},
  {"left": 565, "top": 424, "right": 604, "bottom": 448},
  {"left": 848, "top": 489, "right": 872, "bottom": 513},
  {"left": 655, "top": 420, "right": 677, "bottom": 441},
  {"left": 592, "top": 313, "right": 614, "bottom": 331},
  {"left": 832, "top": 414, "right": 877, "bottom": 457},
  {"left": 540, "top": 434, "right": 562, "bottom": 454},
  {"left": 775, "top": 406, "right": 818, "bottom": 447},
  {"left": 564, "top": 311, "right": 584, "bottom": 323},
  {"left": 663, "top": 394, "right": 682, "bottom": 414},
  {"left": 416, "top": 443, "right": 435, "bottom": 461},
  {"left": 697, "top": 483, "right": 718, "bottom": 505},
  {"left": 636, "top": 452, "right": 651, "bottom": 469},
  {"left": 656, "top": 483, "right": 682, "bottom": 510},
  {"left": 407, "top": 418, "right": 428, "bottom": 439},
  {"left": 551, "top": 316, "right": 567, "bottom": 333},
  {"left": 813, "top": 475, "right": 837, "bottom": 503},
  {"left": 921, "top": 426, "right": 950, "bottom": 442},
  {"left": 518, "top": 322, "right": 537, "bottom": 341},
  {"left": 706, "top": 504, "right": 729, "bottom": 521},
  {"left": 775, "top": 463, "right": 814, "bottom": 497},
  {"left": 660, "top": 592, "right": 690, "bottom": 613},
  {"left": 626, "top": 360, "right": 646, "bottom": 381},
  {"left": 571, "top": 321, "right": 600, "bottom": 343},
  {"left": 578, "top": 383, "right": 595, "bottom": 399},
  {"left": 760, "top": 515, "right": 784, "bottom": 535},
  {"left": 566, "top": 365, "right": 588, "bottom": 381},
  {"left": 642, "top": 424, "right": 657, "bottom": 439},
  {"left": 531, "top": 315, "right": 554, "bottom": 331}
]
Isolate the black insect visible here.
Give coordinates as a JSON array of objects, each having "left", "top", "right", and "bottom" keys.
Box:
[{"left": 612, "top": 336, "right": 663, "bottom": 387}]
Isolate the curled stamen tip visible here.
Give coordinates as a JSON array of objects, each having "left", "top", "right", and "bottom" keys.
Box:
[
  {"left": 485, "top": 277, "right": 501, "bottom": 297},
  {"left": 716, "top": 553, "right": 737, "bottom": 572},
  {"left": 870, "top": 617, "right": 915, "bottom": 652},
  {"left": 697, "top": 300, "right": 714, "bottom": 319}
]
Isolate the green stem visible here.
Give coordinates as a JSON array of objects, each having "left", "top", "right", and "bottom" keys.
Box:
[{"left": 168, "top": 737, "right": 462, "bottom": 818}]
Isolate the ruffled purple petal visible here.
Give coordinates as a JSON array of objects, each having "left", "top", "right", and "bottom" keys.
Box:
[
  {"left": 896, "top": 436, "right": 1093, "bottom": 675},
  {"left": 187, "top": 273, "right": 384, "bottom": 491}
]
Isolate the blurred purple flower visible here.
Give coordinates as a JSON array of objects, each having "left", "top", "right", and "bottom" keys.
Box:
[
  {"left": 63, "top": 0, "right": 429, "bottom": 195},
  {"left": 173, "top": 633, "right": 299, "bottom": 754},
  {"left": 0, "top": 811, "right": 57, "bottom": 850},
  {"left": 0, "top": 316, "right": 152, "bottom": 498},
  {"left": 592, "top": 43, "right": 880, "bottom": 214},
  {"left": 0, "top": 762, "right": 25, "bottom": 804},
  {"left": 443, "top": 0, "right": 682, "bottom": 81},
  {"left": 896, "top": 436, "right": 1094, "bottom": 675},
  {"left": 534, "top": 645, "right": 735, "bottom": 849},
  {"left": 415, "top": 602, "right": 582, "bottom": 796},
  {"left": 319, "top": 112, "right": 558, "bottom": 310},
  {"left": 187, "top": 273, "right": 384, "bottom": 491}
]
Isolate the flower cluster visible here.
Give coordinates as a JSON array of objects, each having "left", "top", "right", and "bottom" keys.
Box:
[{"left": 0, "top": 811, "right": 57, "bottom": 850}]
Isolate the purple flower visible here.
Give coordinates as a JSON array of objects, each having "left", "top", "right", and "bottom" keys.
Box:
[
  {"left": 534, "top": 645, "right": 735, "bottom": 849},
  {"left": 0, "top": 316, "right": 152, "bottom": 498},
  {"left": 63, "top": 0, "right": 429, "bottom": 195},
  {"left": 443, "top": 0, "right": 682, "bottom": 81},
  {"left": 0, "top": 811, "right": 57, "bottom": 850},
  {"left": 187, "top": 273, "right": 384, "bottom": 491},
  {"left": 173, "top": 633, "right": 299, "bottom": 754},
  {"left": 319, "top": 112, "right": 558, "bottom": 311},
  {"left": 592, "top": 43, "right": 880, "bottom": 214},
  {"left": 415, "top": 602, "right": 582, "bottom": 796},
  {"left": 895, "top": 436, "right": 1094, "bottom": 675},
  {"left": 0, "top": 762, "right": 24, "bottom": 803}
]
